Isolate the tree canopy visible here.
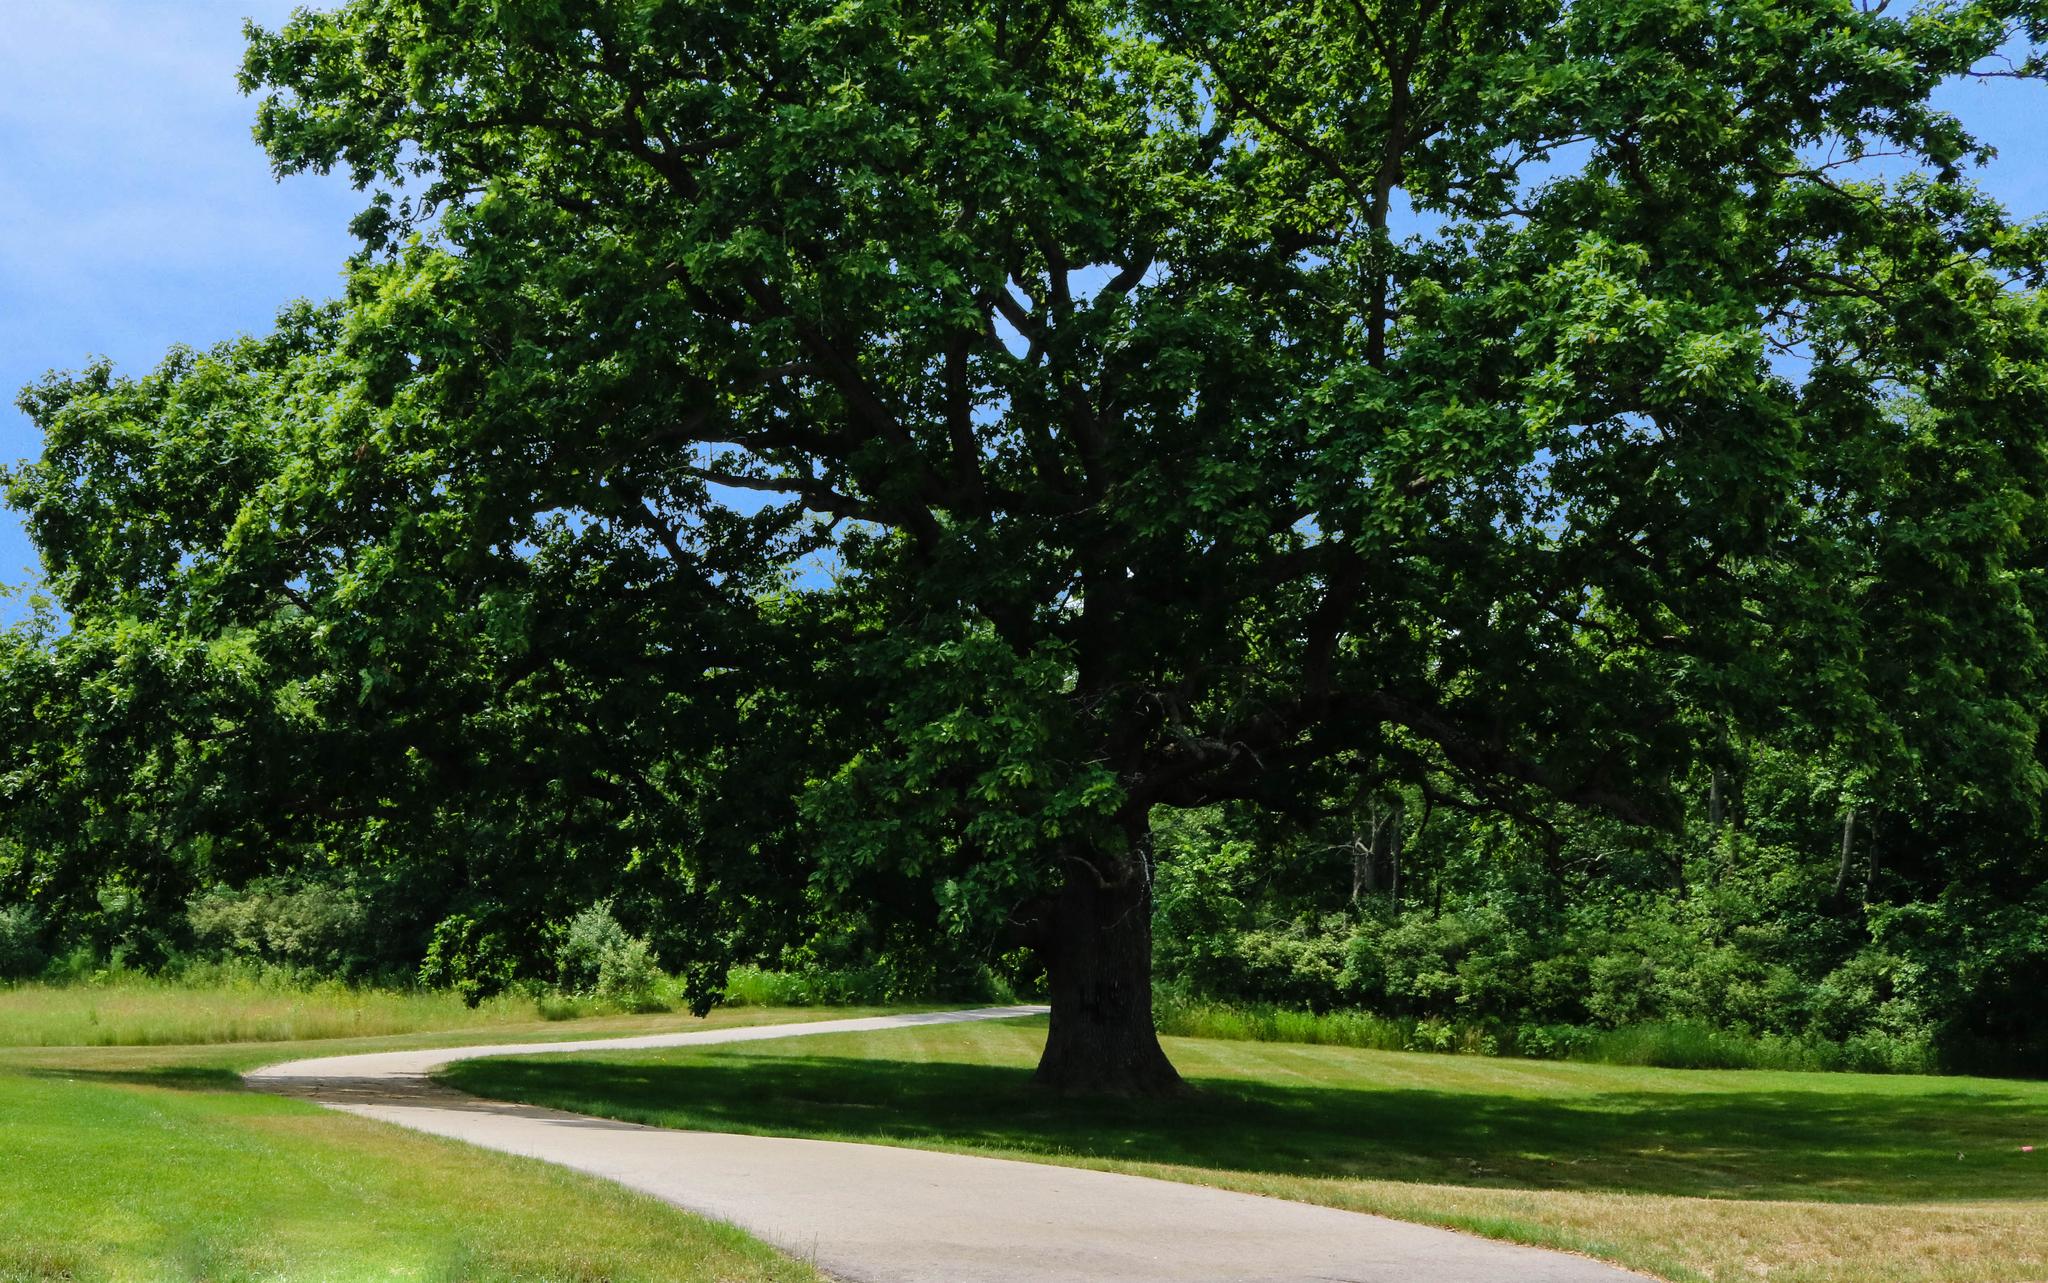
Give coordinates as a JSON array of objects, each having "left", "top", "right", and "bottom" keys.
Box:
[{"left": 6, "top": 0, "right": 2048, "bottom": 1091}]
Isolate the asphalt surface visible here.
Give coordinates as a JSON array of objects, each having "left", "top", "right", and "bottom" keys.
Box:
[{"left": 246, "top": 1007, "right": 1650, "bottom": 1283}]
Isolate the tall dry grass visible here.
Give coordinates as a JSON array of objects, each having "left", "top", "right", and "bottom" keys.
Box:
[{"left": 0, "top": 969, "right": 557, "bottom": 1046}]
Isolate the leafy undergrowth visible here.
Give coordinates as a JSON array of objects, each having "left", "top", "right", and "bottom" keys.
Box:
[
  {"left": 722, "top": 962, "right": 1018, "bottom": 1008},
  {"left": 0, "top": 1006, "right": 852, "bottom": 1282},
  {"left": 1155, "top": 996, "right": 1940, "bottom": 1073},
  {"left": 446, "top": 1016, "right": 2048, "bottom": 1283}
]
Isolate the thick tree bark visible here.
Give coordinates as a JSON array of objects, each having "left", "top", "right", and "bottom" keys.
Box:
[{"left": 1032, "top": 856, "right": 1184, "bottom": 1096}]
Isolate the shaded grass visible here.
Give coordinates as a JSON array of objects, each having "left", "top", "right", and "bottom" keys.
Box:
[
  {"left": 447, "top": 1018, "right": 2048, "bottom": 1283},
  {"left": 0, "top": 1004, "right": 885, "bottom": 1283}
]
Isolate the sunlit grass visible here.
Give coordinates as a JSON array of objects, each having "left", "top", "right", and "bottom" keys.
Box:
[
  {"left": 449, "top": 1017, "right": 2048, "bottom": 1283},
  {"left": 0, "top": 1003, "right": 868, "bottom": 1282}
]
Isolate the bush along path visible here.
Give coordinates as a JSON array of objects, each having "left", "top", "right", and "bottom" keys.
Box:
[{"left": 247, "top": 1008, "right": 1648, "bottom": 1283}]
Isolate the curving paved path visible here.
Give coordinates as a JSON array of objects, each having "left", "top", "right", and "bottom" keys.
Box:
[{"left": 246, "top": 1007, "right": 1649, "bottom": 1283}]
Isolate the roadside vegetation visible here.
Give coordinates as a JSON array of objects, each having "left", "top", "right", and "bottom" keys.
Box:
[
  {"left": 0, "top": 969, "right": 560, "bottom": 1048},
  {"left": 0, "top": 891, "right": 1003, "bottom": 1050},
  {"left": 446, "top": 1016, "right": 2048, "bottom": 1283},
  {"left": 0, "top": 960, "right": 918, "bottom": 1051}
]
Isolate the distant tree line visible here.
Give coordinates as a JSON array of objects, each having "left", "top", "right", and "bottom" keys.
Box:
[{"left": 1154, "top": 738, "right": 2048, "bottom": 1072}]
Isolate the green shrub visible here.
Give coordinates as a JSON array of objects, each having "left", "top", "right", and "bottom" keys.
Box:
[
  {"left": 187, "top": 879, "right": 371, "bottom": 976},
  {"left": 1524, "top": 954, "right": 1591, "bottom": 1022},
  {"left": 1807, "top": 950, "right": 1895, "bottom": 1042},
  {"left": 1228, "top": 917, "right": 1349, "bottom": 1010},
  {"left": 1154, "top": 995, "right": 1414, "bottom": 1051},
  {"left": 554, "top": 903, "right": 667, "bottom": 1012},
  {"left": 0, "top": 906, "right": 45, "bottom": 981},
  {"left": 1838, "top": 1029, "right": 1937, "bottom": 1074},
  {"left": 1585, "top": 952, "right": 1660, "bottom": 1027},
  {"left": 722, "top": 960, "right": 1015, "bottom": 1007},
  {"left": 419, "top": 913, "right": 520, "bottom": 1007},
  {"left": 1370, "top": 909, "right": 1524, "bottom": 1016},
  {"left": 1576, "top": 1022, "right": 1759, "bottom": 1069},
  {"left": 723, "top": 965, "right": 825, "bottom": 1006},
  {"left": 1139, "top": 740, "right": 2044, "bottom": 1072},
  {"left": 1409, "top": 1016, "right": 1456, "bottom": 1052},
  {"left": 1514, "top": 1023, "right": 1588, "bottom": 1060}
]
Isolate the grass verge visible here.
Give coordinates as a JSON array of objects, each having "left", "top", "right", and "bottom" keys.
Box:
[
  {"left": 0, "top": 997, "right": 896, "bottom": 1282},
  {"left": 445, "top": 1016, "right": 2048, "bottom": 1283}
]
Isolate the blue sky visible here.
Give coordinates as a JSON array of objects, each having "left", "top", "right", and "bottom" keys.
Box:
[
  {"left": 0, "top": 2, "right": 360, "bottom": 600},
  {"left": 0, "top": 6, "right": 2043, "bottom": 617}
]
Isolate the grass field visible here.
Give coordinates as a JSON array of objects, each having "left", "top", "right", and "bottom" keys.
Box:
[
  {"left": 0, "top": 974, "right": 570, "bottom": 1047},
  {"left": 0, "top": 984, "right": 873, "bottom": 1283},
  {"left": 447, "top": 1016, "right": 2048, "bottom": 1283},
  {"left": 0, "top": 965, "right": 954, "bottom": 1048}
]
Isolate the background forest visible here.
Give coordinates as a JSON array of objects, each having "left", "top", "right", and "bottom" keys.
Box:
[
  {"left": 3, "top": 711, "right": 2040, "bottom": 1075},
  {"left": 1151, "top": 757, "right": 2047, "bottom": 1074}
]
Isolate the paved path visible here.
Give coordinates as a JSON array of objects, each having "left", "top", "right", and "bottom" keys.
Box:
[{"left": 246, "top": 1007, "right": 1649, "bottom": 1283}]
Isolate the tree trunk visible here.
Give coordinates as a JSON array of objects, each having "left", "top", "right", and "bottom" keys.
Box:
[
  {"left": 1387, "top": 800, "right": 1402, "bottom": 909},
  {"left": 1032, "top": 855, "right": 1184, "bottom": 1096},
  {"left": 1829, "top": 806, "right": 1857, "bottom": 909},
  {"left": 1354, "top": 805, "right": 1388, "bottom": 898},
  {"left": 1352, "top": 801, "right": 1401, "bottom": 901}
]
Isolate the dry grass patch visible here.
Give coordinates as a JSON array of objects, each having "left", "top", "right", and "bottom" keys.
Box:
[{"left": 1123, "top": 1169, "right": 2048, "bottom": 1283}]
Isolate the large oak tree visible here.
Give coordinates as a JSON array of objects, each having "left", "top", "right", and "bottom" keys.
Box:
[{"left": 12, "top": 0, "right": 2048, "bottom": 1092}]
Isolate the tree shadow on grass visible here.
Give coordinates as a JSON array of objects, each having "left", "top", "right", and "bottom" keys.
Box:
[
  {"left": 448, "top": 1052, "right": 2048, "bottom": 1206},
  {"left": 23, "top": 1065, "right": 244, "bottom": 1092}
]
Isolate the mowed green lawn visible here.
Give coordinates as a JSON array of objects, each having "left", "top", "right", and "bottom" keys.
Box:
[
  {"left": 447, "top": 1017, "right": 2048, "bottom": 1283},
  {"left": 0, "top": 992, "right": 869, "bottom": 1283}
]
